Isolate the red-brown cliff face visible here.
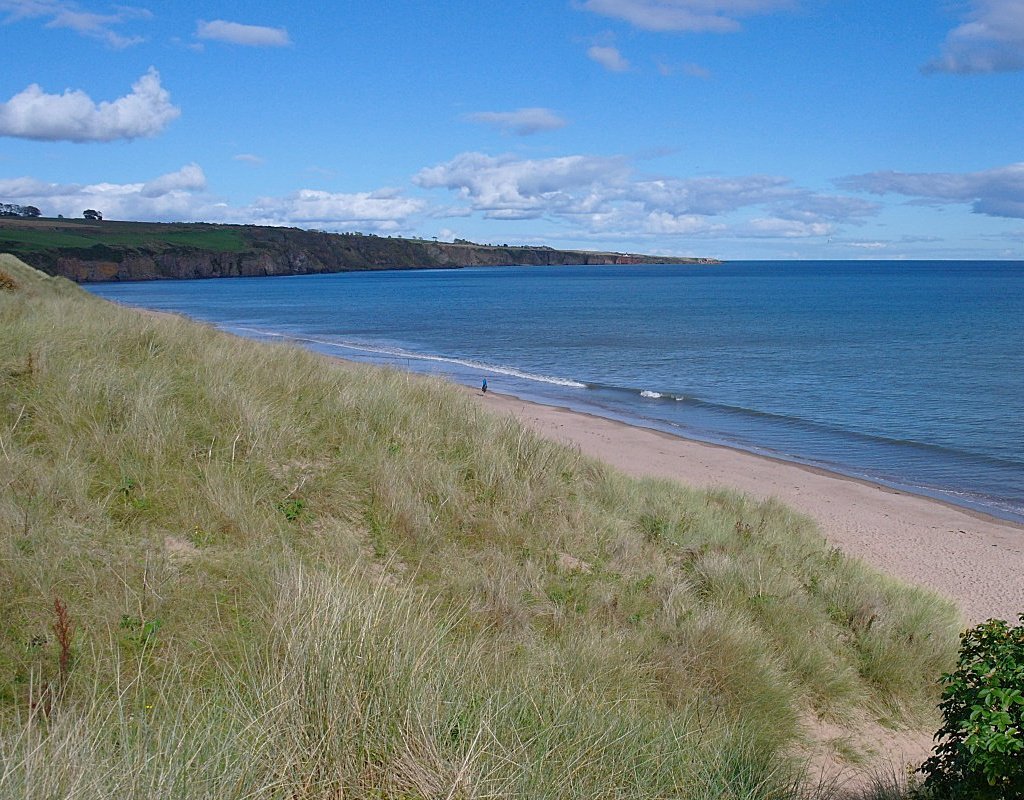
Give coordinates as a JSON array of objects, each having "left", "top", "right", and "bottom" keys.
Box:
[{"left": 1, "top": 219, "right": 718, "bottom": 281}]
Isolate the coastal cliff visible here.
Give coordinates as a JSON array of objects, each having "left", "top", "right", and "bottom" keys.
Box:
[{"left": 0, "top": 218, "right": 716, "bottom": 282}]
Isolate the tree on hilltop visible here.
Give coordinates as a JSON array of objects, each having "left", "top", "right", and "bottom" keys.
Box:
[
  {"left": 83, "top": 209, "right": 103, "bottom": 221},
  {"left": 0, "top": 203, "right": 42, "bottom": 218}
]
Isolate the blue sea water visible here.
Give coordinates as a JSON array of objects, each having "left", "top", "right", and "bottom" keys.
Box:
[{"left": 86, "top": 261, "right": 1024, "bottom": 523}]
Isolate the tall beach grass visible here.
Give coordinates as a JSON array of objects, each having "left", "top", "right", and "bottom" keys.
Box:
[{"left": 0, "top": 254, "right": 960, "bottom": 798}]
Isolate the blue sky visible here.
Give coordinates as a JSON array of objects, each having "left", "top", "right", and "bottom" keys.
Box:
[{"left": 2, "top": 0, "right": 1024, "bottom": 260}]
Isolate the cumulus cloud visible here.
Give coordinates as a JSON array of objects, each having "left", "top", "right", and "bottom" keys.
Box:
[
  {"left": 581, "top": 0, "right": 795, "bottom": 33},
  {"left": 0, "top": 0, "right": 150, "bottom": 47},
  {"left": 630, "top": 174, "right": 793, "bottom": 215},
  {"left": 0, "top": 165, "right": 424, "bottom": 232},
  {"left": 0, "top": 175, "right": 65, "bottom": 199},
  {"left": 242, "top": 189, "right": 424, "bottom": 230},
  {"left": 0, "top": 150, "right": 880, "bottom": 243},
  {"left": 415, "top": 150, "right": 876, "bottom": 238},
  {"left": 0, "top": 164, "right": 208, "bottom": 219},
  {"left": 464, "top": 107, "right": 568, "bottom": 136},
  {"left": 0, "top": 68, "right": 180, "bottom": 142},
  {"left": 838, "top": 162, "right": 1024, "bottom": 218},
  {"left": 587, "top": 44, "right": 631, "bottom": 71},
  {"left": 196, "top": 19, "right": 291, "bottom": 47},
  {"left": 925, "top": 0, "right": 1024, "bottom": 74},
  {"left": 415, "top": 152, "right": 631, "bottom": 219},
  {"left": 622, "top": 210, "right": 727, "bottom": 236},
  {"left": 140, "top": 163, "right": 206, "bottom": 198}
]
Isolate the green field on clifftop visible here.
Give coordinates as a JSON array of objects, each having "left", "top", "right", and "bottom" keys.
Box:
[
  {"left": 0, "top": 219, "right": 249, "bottom": 254},
  {"left": 0, "top": 217, "right": 711, "bottom": 282}
]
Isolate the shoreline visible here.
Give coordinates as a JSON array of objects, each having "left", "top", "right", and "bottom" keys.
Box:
[
  {"left": 472, "top": 387, "right": 1023, "bottom": 626},
  {"left": 129, "top": 304, "right": 1022, "bottom": 626},
  {"left": 492, "top": 389, "right": 1024, "bottom": 527}
]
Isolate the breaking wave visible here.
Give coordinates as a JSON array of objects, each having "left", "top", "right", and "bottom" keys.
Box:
[{"left": 228, "top": 326, "right": 588, "bottom": 389}]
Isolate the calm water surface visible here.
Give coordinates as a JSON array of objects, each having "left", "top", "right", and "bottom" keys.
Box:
[{"left": 87, "top": 261, "right": 1024, "bottom": 523}]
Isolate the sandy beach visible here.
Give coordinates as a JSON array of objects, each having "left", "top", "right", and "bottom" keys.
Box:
[{"left": 476, "top": 390, "right": 1024, "bottom": 626}]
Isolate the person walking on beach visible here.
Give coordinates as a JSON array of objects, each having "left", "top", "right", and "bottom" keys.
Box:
[{"left": 481, "top": 378, "right": 488, "bottom": 394}]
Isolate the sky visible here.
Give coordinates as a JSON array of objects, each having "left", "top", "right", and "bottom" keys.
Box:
[{"left": 2, "top": 0, "right": 1024, "bottom": 260}]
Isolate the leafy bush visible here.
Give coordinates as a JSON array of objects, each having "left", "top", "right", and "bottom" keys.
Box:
[{"left": 920, "top": 614, "right": 1024, "bottom": 799}]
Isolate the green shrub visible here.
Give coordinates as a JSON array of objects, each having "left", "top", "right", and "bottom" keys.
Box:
[{"left": 919, "top": 614, "right": 1024, "bottom": 799}]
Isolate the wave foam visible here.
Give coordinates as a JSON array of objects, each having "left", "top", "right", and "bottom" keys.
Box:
[{"left": 228, "top": 325, "right": 588, "bottom": 389}]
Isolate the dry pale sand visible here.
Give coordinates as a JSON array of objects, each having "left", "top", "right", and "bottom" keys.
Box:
[{"left": 475, "top": 390, "right": 1024, "bottom": 626}]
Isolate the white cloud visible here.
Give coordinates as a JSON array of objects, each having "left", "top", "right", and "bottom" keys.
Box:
[
  {"left": 0, "top": 175, "right": 63, "bottom": 198},
  {"left": 925, "top": 0, "right": 1024, "bottom": 74},
  {"left": 581, "top": 0, "right": 795, "bottom": 33},
  {"left": 415, "top": 150, "right": 876, "bottom": 238},
  {"left": 587, "top": 44, "right": 631, "bottom": 71},
  {"left": 414, "top": 152, "right": 630, "bottom": 219},
  {"left": 0, "top": 68, "right": 180, "bottom": 142},
  {"left": 45, "top": 6, "right": 149, "bottom": 47},
  {"left": 0, "top": 165, "right": 424, "bottom": 232},
  {"left": 464, "top": 107, "right": 568, "bottom": 136},
  {"left": 233, "top": 153, "right": 266, "bottom": 165},
  {"left": 631, "top": 210, "right": 727, "bottom": 235},
  {"left": 0, "top": 151, "right": 880, "bottom": 244},
  {"left": 0, "top": 0, "right": 150, "bottom": 47},
  {"left": 771, "top": 193, "right": 879, "bottom": 222},
  {"left": 140, "top": 163, "right": 206, "bottom": 198},
  {"left": 630, "top": 174, "right": 793, "bottom": 214},
  {"left": 0, "top": 0, "right": 56, "bottom": 20},
  {"left": 243, "top": 189, "right": 424, "bottom": 230},
  {"left": 0, "top": 164, "right": 208, "bottom": 219},
  {"left": 838, "top": 162, "right": 1024, "bottom": 218},
  {"left": 744, "top": 217, "right": 833, "bottom": 237},
  {"left": 196, "top": 19, "right": 291, "bottom": 47}
]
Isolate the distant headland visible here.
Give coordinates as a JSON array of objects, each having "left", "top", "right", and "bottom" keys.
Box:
[{"left": 0, "top": 216, "right": 718, "bottom": 282}]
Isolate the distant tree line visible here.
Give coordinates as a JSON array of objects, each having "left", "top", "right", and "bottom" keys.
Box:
[
  {"left": 0, "top": 204, "right": 104, "bottom": 220},
  {"left": 1, "top": 203, "right": 41, "bottom": 218}
]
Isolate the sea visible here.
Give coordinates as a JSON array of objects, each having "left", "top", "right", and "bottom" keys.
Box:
[{"left": 85, "top": 261, "right": 1024, "bottom": 524}]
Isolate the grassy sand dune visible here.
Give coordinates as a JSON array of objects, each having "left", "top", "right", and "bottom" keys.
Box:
[{"left": 0, "top": 254, "right": 959, "bottom": 798}]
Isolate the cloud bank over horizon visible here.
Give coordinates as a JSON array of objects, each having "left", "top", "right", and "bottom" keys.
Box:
[
  {"left": 839, "top": 163, "right": 1024, "bottom": 219},
  {"left": 1, "top": 149, "right": 887, "bottom": 243},
  {"left": 0, "top": 165, "right": 425, "bottom": 232}
]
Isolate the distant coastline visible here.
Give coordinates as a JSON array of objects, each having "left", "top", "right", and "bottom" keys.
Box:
[{"left": 0, "top": 217, "right": 718, "bottom": 282}]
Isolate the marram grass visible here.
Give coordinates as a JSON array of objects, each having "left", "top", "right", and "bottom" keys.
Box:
[{"left": 0, "top": 255, "right": 959, "bottom": 798}]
